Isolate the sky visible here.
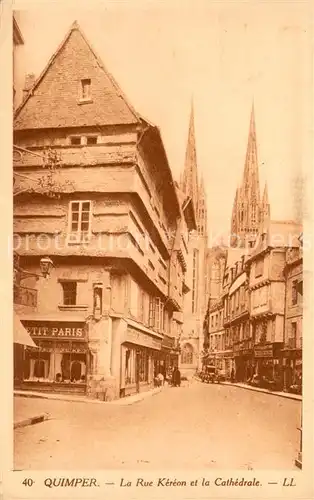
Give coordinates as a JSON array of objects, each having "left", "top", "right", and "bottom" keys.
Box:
[{"left": 13, "top": 0, "right": 312, "bottom": 241}]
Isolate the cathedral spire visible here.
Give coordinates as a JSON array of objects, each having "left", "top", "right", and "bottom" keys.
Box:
[
  {"left": 230, "top": 103, "right": 267, "bottom": 247},
  {"left": 261, "top": 182, "right": 270, "bottom": 223},
  {"left": 197, "top": 174, "right": 208, "bottom": 238},
  {"left": 242, "top": 101, "right": 260, "bottom": 204},
  {"left": 181, "top": 99, "right": 199, "bottom": 213}
]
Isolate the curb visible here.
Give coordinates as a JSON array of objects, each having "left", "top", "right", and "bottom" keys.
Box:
[
  {"left": 14, "top": 387, "right": 163, "bottom": 406},
  {"left": 14, "top": 412, "right": 50, "bottom": 430},
  {"left": 221, "top": 381, "right": 302, "bottom": 401},
  {"left": 194, "top": 377, "right": 302, "bottom": 401}
]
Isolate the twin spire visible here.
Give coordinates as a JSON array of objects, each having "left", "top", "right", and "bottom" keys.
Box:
[{"left": 180, "top": 99, "right": 207, "bottom": 237}]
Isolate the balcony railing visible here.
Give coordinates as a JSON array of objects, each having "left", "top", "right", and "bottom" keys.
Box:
[{"left": 14, "top": 284, "right": 38, "bottom": 307}]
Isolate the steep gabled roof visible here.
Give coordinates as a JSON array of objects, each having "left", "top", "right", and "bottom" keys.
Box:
[{"left": 14, "top": 21, "right": 140, "bottom": 130}]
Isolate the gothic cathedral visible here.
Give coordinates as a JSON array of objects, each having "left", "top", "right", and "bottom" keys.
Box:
[
  {"left": 179, "top": 103, "right": 208, "bottom": 377},
  {"left": 230, "top": 104, "right": 270, "bottom": 248}
]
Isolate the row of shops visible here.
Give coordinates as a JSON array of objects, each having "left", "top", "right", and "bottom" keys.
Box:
[
  {"left": 207, "top": 341, "right": 302, "bottom": 392},
  {"left": 14, "top": 317, "right": 180, "bottom": 399}
]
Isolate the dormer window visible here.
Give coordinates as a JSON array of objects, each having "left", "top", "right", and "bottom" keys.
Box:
[{"left": 80, "top": 78, "right": 91, "bottom": 101}]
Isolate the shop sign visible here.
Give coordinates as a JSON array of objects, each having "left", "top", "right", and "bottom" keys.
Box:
[
  {"left": 126, "top": 327, "right": 161, "bottom": 351},
  {"left": 162, "top": 336, "right": 175, "bottom": 349},
  {"left": 254, "top": 345, "right": 273, "bottom": 358},
  {"left": 223, "top": 352, "right": 234, "bottom": 358},
  {"left": 24, "top": 322, "right": 86, "bottom": 340},
  {"left": 242, "top": 349, "right": 253, "bottom": 357}
]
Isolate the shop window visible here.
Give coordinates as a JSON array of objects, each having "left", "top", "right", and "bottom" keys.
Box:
[
  {"left": 70, "top": 360, "right": 82, "bottom": 381},
  {"left": 62, "top": 281, "right": 77, "bottom": 305},
  {"left": 34, "top": 359, "right": 45, "bottom": 378},
  {"left": 291, "top": 280, "right": 298, "bottom": 305},
  {"left": 125, "top": 348, "right": 136, "bottom": 385},
  {"left": 61, "top": 352, "right": 86, "bottom": 383},
  {"left": 181, "top": 344, "right": 193, "bottom": 364},
  {"left": 68, "top": 200, "right": 92, "bottom": 243},
  {"left": 138, "top": 349, "right": 149, "bottom": 383}
]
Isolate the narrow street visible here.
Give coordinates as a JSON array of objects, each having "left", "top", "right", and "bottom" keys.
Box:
[{"left": 14, "top": 381, "right": 301, "bottom": 470}]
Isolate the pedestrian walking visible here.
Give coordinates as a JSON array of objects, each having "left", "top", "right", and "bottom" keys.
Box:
[
  {"left": 157, "top": 372, "right": 165, "bottom": 386},
  {"left": 172, "top": 366, "right": 181, "bottom": 387}
]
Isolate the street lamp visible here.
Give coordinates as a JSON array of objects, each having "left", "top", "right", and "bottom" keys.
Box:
[
  {"left": 39, "top": 256, "right": 54, "bottom": 278},
  {"left": 14, "top": 254, "right": 54, "bottom": 281}
]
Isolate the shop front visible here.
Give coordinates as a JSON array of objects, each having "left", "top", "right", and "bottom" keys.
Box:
[
  {"left": 222, "top": 351, "right": 233, "bottom": 379},
  {"left": 253, "top": 343, "right": 283, "bottom": 388},
  {"left": 19, "top": 321, "right": 89, "bottom": 394},
  {"left": 234, "top": 342, "right": 254, "bottom": 382},
  {"left": 120, "top": 325, "right": 162, "bottom": 398},
  {"left": 282, "top": 348, "right": 302, "bottom": 394},
  {"left": 158, "top": 335, "right": 179, "bottom": 378}
]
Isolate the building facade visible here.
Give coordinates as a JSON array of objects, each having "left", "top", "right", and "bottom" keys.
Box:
[
  {"left": 13, "top": 21, "right": 189, "bottom": 400},
  {"left": 179, "top": 103, "right": 208, "bottom": 377},
  {"left": 247, "top": 221, "right": 302, "bottom": 386},
  {"left": 228, "top": 257, "right": 251, "bottom": 382},
  {"left": 282, "top": 239, "right": 303, "bottom": 392}
]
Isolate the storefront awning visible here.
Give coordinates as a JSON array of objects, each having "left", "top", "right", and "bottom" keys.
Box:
[{"left": 14, "top": 312, "right": 38, "bottom": 348}]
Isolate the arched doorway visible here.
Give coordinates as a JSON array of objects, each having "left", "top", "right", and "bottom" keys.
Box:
[{"left": 181, "top": 343, "right": 193, "bottom": 365}]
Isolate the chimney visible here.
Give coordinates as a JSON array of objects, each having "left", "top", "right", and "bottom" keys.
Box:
[{"left": 23, "top": 73, "right": 36, "bottom": 99}]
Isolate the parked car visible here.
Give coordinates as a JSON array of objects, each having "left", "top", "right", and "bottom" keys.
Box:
[{"left": 201, "top": 365, "right": 223, "bottom": 384}]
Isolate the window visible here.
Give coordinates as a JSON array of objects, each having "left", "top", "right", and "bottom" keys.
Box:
[
  {"left": 148, "top": 296, "right": 155, "bottom": 328},
  {"left": 86, "top": 136, "right": 97, "bottom": 145},
  {"left": 251, "top": 205, "right": 256, "bottom": 224},
  {"left": 291, "top": 280, "right": 298, "bottom": 305},
  {"left": 125, "top": 348, "right": 136, "bottom": 385},
  {"left": 155, "top": 298, "right": 161, "bottom": 331},
  {"left": 34, "top": 359, "right": 46, "bottom": 378},
  {"left": 68, "top": 201, "right": 91, "bottom": 242},
  {"left": 181, "top": 344, "right": 193, "bottom": 364},
  {"left": 138, "top": 349, "right": 149, "bottom": 382},
  {"left": 138, "top": 289, "right": 145, "bottom": 323},
  {"left": 291, "top": 322, "right": 297, "bottom": 339},
  {"left": 62, "top": 281, "right": 77, "bottom": 305},
  {"left": 80, "top": 78, "right": 91, "bottom": 100},
  {"left": 192, "top": 249, "right": 199, "bottom": 313},
  {"left": 70, "top": 136, "right": 82, "bottom": 146},
  {"left": 255, "top": 259, "right": 264, "bottom": 278}
]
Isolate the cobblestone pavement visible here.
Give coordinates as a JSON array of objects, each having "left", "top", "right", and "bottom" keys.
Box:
[{"left": 14, "top": 381, "right": 301, "bottom": 470}]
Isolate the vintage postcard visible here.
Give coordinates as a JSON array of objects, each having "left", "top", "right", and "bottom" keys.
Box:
[{"left": 1, "top": 0, "right": 313, "bottom": 499}]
